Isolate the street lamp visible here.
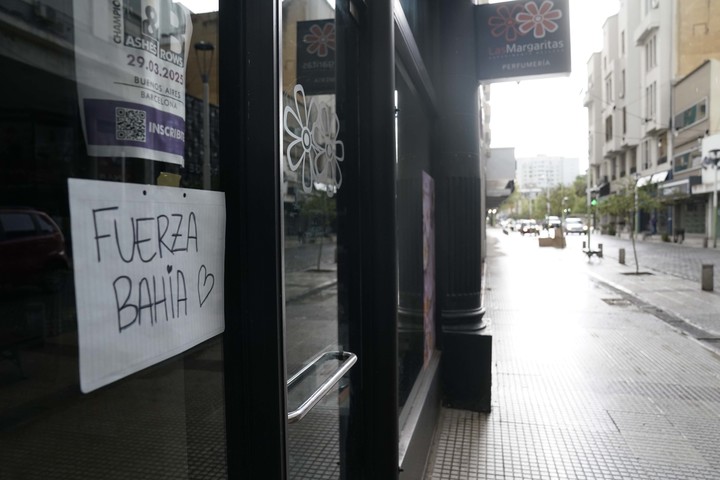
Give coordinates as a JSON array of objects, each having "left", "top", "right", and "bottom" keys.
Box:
[
  {"left": 704, "top": 149, "right": 720, "bottom": 248},
  {"left": 194, "top": 41, "right": 215, "bottom": 190}
]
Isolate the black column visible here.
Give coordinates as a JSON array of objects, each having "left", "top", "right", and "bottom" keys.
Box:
[
  {"left": 432, "top": 0, "right": 492, "bottom": 413},
  {"left": 432, "top": 0, "right": 485, "bottom": 332}
]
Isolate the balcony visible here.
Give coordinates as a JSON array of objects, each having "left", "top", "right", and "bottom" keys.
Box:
[{"left": 633, "top": 8, "right": 660, "bottom": 46}]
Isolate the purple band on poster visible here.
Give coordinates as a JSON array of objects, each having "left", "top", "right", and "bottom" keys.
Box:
[{"left": 84, "top": 99, "right": 185, "bottom": 156}]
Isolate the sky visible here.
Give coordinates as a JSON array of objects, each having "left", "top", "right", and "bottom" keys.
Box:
[
  {"left": 182, "top": 0, "right": 620, "bottom": 172},
  {"left": 488, "top": 0, "right": 620, "bottom": 171}
]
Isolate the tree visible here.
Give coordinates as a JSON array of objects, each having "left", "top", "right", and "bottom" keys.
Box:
[
  {"left": 597, "top": 178, "right": 661, "bottom": 274},
  {"left": 298, "top": 193, "right": 336, "bottom": 270}
]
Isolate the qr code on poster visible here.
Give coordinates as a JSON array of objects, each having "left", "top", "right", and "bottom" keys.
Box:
[{"left": 115, "top": 107, "right": 146, "bottom": 142}]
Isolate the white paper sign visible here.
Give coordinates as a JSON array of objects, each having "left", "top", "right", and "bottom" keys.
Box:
[
  {"left": 73, "top": 0, "right": 193, "bottom": 165},
  {"left": 69, "top": 179, "right": 225, "bottom": 393}
]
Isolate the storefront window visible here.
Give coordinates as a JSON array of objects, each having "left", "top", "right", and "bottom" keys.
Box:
[{"left": 0, "top": 3, "right": 226, "bottom": 478}]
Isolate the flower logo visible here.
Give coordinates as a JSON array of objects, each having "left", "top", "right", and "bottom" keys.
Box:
[
  {"left": 283, "top": 84, "right": 343, "bottom": 196},
  {"left": 312, "top": 105, "right": 344, "bottom": 196},
  {"left": 284, "top": 84, "right": 319, "bottom": 193},
  {"left": 515, "top": 0, "right": 562, "bottom": 39},
  {"left": 488, "top": 4, "right": 523, "bottom": 42},
  {"left": 303, "top": 23, "right": 336, "bottom": 58}
]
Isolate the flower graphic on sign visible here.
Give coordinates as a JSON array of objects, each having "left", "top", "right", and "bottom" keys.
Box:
[
  {"left": 303, "top": 22, "right": 336, "bottom": 58},
  {"left": 488, "top": 4, "right": 523, "bottom": 42},
  {"left": 284, "top": 84, "right": 319, "bottom": 193},
  {"left": 283, "top": 84, "right": 343, "bottom": 196},
  {"left": 515, "top": 0, "right": 562, "bottom": 39},
  {"left": 312, "top": 105, "right": 344, "bottom": 196}
]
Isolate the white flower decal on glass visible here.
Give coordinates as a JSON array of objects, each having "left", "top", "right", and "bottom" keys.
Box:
[
  {"left": 284, "top": 84, "right": 318, "bottom": 193},
  {"left": 312, "top": 105, "right": 344, "bottom": 196},
  {"left": 515, "top": 0, "right": 562, "bottom": 39},
  {"left": 283, "top": 84, "right": 343, "bottom": 196}
]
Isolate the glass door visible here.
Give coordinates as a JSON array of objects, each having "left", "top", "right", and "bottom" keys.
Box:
[
  {"left": 281, "top": 1, "right": 358, "bottom": 477},
  {"left": 0, "top": 3, "right": 227, "bottom": 478}
]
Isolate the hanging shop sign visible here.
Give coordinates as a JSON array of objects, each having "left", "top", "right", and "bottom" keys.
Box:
[
  {"left": 475, "top": 0, "right": 571, "bottom": 83},
  {"left": 73, "top": 0, "right": 193, "bottom": 165},
  {"left": 68, "top": 179, "right": 226, "bottom": 393},
  {"left": 296, "top": 19, "right": 336, "bottom": 95}
]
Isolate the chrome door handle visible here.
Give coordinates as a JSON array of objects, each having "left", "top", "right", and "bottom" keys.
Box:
[{"left": 287, "top": 350, "right": 357, "bottom": 424}]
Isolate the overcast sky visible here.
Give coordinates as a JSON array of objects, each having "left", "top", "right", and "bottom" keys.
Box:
[
  {"left": 181, "top": 0, "right": 620, "bottom": 172},
  {"left": 488, "top": 0, "right": 620, "bottom": 171}
]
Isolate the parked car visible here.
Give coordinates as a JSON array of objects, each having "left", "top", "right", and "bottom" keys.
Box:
[
  {"left": 563, "top": 217, "right": 588, "bottom": 235},
  {"left": 0, "top": 208, "right": 70, "bottom": 291},
  {"left": 518, "top": 219, "right": 539, "bottom": 236},
  {"left": 543, "top": 215, "right": 562, "bottom": 230}
]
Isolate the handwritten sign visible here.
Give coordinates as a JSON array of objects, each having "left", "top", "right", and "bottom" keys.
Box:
[{"left": 68, "top": 179, "right": 225, "bottom": 393}]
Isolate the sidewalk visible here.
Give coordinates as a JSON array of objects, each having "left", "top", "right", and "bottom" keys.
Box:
[
  {"left": 585, "top": 250, "right": 720, "bottom": 342},
  {"left": 425, "top": 228, "right": 720, "bottom": 480}
]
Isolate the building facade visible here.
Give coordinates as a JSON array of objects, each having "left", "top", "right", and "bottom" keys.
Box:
[{"left": 587, "top": 0, "right": 720, "bottom": 240}]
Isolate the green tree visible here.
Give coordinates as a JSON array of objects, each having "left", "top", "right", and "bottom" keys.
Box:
[
  {"left": 597, "top": 179, "right": 661, "bottom": 274},
  {"left": 298, "top": 193, "right": 336, "bottom": 270}
]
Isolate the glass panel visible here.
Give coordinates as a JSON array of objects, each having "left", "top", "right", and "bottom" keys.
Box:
[
  {"left": 281, "top": 1, "right": 348, "bottom": 478},
  {"left": 0, "top": 3, "right": 226, "bottom": 478},
  {"left": 395, "top": 66, "right": 435, "bottom": 410}
]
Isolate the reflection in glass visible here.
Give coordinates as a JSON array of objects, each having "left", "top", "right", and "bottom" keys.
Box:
[
  {"left": 0, "top": 5, "right": 226, "bottom": 478},
  {"left": 282, "top": 0, "right": 347, "bottom": 478}
]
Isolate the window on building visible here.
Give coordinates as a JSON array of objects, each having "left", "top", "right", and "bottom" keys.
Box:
[
  {"left": 673, "top": 149, "right": 702, "bottom": 173},
  {"left": 658, "top": 137, "right": 667, "bottom": 164},
  {"left": 643, "top": 139, "right": 652, "bottom": 169},
  {"left": 621, "top": 31, "right": 625, "bottom": 56},
  {"left": 674, "top": 98, "right": 708, "bottom": 131},
  {"left": 645, "top": 82, "right": 656, "bottom": 121},
  {"left": 622, "top": 107, "right": 627, "bottom": 135},
  {"left": 605, "top": 76, "right": 613, "bottom": 102},
  {"left": 645, "top": 35, "right": 657, "bottom": 71},
  {"left": 620, "top": 69, "right": 625, "bottom": 98},
  {"left": 605, "top": 115, "right": 613, "bottom": 142}
]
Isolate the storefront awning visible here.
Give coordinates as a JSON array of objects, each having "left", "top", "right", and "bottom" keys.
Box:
[
  {"left": 636, "top": 170, "right": 671, "bottom": 187},
  {"left": 636, "top": 175, "right": 651, "bottom": 187},
  {"left": 651, "top": 170, "right": 670, "bottom": 184}
]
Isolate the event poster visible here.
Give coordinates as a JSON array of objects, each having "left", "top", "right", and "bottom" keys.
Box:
[
  {"left": 68, "top": 179, "right": 225, "bottom": 392},
  {"left": 422, "top": 172, "right": 436, "bottom": 369},
  {"left": 73, "top": 0, "right": 193, "bottom": 165}
]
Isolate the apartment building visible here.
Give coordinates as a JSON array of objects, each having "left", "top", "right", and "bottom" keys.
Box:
[
  {"left": 587, "top": 0, "right": 720, "bottom": 239},
  {"left": 516, "top": 155, "right": 579, "bottom": 201},
  {"left": 584, "top": 52, "right": 603, "bottom": 190},
  {"left": 667, "top": 60, "right": 720, "bottom": 237}
]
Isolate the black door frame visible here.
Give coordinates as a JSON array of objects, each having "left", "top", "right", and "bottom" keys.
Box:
[
  {"left": 220, "top": 0, "right": 286, "bottom": 478},
  {"left": 219, "top": 0, "right": 398, "bottom": 477}
]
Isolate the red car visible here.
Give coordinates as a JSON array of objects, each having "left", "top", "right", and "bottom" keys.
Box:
[{"left": 0, "top": 208, "right": 70, "bottom": 291}]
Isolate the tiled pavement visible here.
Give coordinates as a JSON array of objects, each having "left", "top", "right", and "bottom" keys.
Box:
[{"left": 425, "top": 229, "right": 720, "bottom": 480}]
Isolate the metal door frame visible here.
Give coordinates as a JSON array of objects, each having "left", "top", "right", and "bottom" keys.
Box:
[{"left": 219, "top": 1, "right": 398, "bottom": 477}]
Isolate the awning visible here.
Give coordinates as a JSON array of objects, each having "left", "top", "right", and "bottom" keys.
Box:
[
  {"left": 636, "top": 175, "right": 651, "bottom": 187},
  {"left": 651, "top": 170, "right": 670, "bottom": 183},
  {"left": 636, "top": 170, "right": 671, "bottom": 187}
]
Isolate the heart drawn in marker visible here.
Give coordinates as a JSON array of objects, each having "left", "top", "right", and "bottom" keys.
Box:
[
  {"left": 197, "top": 265, "right": 215, "bottom": 307},
  {"left": 167, "top": 265, "right": 173, "bottom": 274}
]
